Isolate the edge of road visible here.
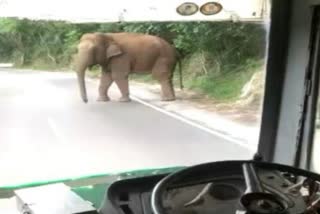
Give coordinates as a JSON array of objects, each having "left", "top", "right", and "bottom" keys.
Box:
[
  {"left": 132, "top": 95, "right": 257, "bottom": 152},
  {"left": 87, "top": 77, "right": 257, "bottom": 153}
]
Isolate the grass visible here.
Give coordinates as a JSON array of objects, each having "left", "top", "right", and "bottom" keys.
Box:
[
  {"left": 186, "top": 70, "right": 256, "bottom": 101},
  {"left": 16, "top": 58, "right": 67, "bottom": 71},
  {"left": 130, "top": 53, "right": 264, "bottom": 102},
  {"left": 86, "top": 66, "right": 101, "bottom": 78},
  {"left": 176, "top": 54, "right": 264, "bottom": 101},
  {"left": 130, "top": 73, "right": 156, "bottom": 83}
]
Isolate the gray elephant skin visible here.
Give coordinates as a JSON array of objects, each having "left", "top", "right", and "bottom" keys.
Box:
[{"left": 74, "top": 32, "right": 182, "bottom": 103}]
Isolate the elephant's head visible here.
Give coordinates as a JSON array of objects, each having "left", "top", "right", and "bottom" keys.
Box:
[{"left": 75, "top": 33, "right": 123, "bottom": 103}]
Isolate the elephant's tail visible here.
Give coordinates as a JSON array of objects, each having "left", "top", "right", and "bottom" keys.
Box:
[
  {"left": 175, "top": 50, "right": 184, "bottom": 90},
  {"left": 178, "top": 58, "right": 184, "bottom": 90}
]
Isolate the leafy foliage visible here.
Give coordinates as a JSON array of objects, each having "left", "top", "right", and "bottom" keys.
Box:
[{"left": 0, "top": 18, "right": 266, "bottom": 99}]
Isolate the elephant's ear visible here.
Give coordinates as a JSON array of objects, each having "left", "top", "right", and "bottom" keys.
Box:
[{"left": 106, "top": 44, "right": 122, "bottom": 59}]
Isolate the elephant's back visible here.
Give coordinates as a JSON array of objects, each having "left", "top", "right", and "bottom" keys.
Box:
[
  {"left": 107, "top": 32, "right": 173, "bottom": 54},
  {"left": 108, "top": 33, "right": 172, "bottom": 70}
]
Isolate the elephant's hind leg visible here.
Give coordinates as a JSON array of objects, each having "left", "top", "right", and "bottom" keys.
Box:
[
  {"left": 152, "top": 59, "right": 175, "bottom": 101},
  {"left": 97, "top": 67, "right": 113, "bottom": 102}
]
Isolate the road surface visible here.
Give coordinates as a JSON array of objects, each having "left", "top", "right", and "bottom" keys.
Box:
[{"left": 0, "top": 69, "right": 253, "bottom": 186}]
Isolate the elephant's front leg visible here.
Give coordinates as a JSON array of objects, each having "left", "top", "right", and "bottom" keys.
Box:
[
  {"left": 112, "top": 74, "right": 131, "bottom": 102},
  {"left": 110, "top": 57, "right": 131, "bottom": 102},
  {"left": 97, "top": 67, "right": 113, "bottom": 102}
]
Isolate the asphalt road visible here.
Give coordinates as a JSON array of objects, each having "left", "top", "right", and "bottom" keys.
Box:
[{"left": 0, "top": 69, "right": 252, "bottom": 186}]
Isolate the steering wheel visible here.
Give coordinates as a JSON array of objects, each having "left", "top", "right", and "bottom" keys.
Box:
[{"left": 151, "top": 161, "right": 320, "bottom": 214}]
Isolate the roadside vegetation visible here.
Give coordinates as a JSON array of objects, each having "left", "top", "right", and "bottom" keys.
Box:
[{"left": 0, "top": 18, "right": 266, "bottom": 101}]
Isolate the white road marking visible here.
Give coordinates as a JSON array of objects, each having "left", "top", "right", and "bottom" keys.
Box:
[
  {"left": 48, "top": 117, "right": 66, "bottom": 145},
  {"left": 87, "top": 78, "right": 256, "bottom": 153},
  {"left": 131, "top": 95, "right": 256, "bottom": 153}
]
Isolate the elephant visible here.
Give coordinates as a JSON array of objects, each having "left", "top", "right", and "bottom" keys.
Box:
[{"left": 74, "top": 32, "right": 182, "bottom": 103}]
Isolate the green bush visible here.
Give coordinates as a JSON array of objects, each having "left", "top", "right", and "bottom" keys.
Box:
[
  {"left": 179, "top": 58, "right": 264, "bottom": 101},
  {"left": 0, "top": 18, "right": 266, "bottom": 100}
]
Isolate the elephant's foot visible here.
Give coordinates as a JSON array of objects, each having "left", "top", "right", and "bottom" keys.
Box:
[
  {"left": 119, "top": 96, "right": 131, "bottom": 102},
  {"left": 161, "top": 97, "right": 176, "bottom": 102},
  {"left": 161, "top": 95, "right": 176, "bottom": 101},
  {"left": 97, "top": 96, "right": 110, "bottom": 102}
]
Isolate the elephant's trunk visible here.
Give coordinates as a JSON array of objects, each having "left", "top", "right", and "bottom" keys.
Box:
[
  {"left": 75, "top": 52, "right": 89, "bottom": 103},
  {"left": 77, "top": 70, "right": 88, "bottom": 103}
]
